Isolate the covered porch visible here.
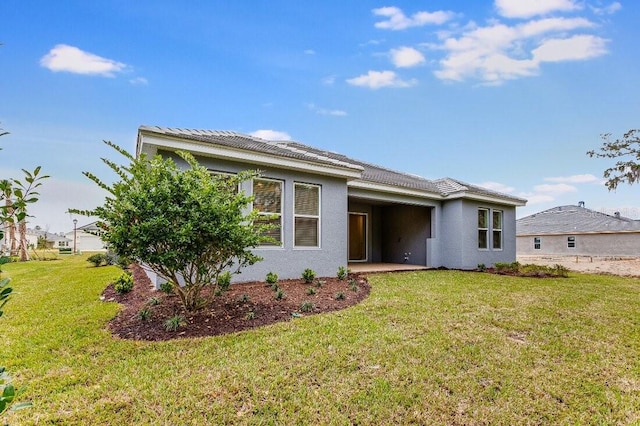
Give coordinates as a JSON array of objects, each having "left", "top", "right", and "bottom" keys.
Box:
[{"left": 348, "top": 262, "right": 430, "bottom": 274}]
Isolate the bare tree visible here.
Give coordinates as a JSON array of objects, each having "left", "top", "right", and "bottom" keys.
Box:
[{"left": 587, "top": 129, "right": 640, "bottom": 190}]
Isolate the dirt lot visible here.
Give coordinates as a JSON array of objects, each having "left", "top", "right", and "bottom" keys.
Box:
[{"left": 518, "top": 255, "right": 640, "bottom": 277}]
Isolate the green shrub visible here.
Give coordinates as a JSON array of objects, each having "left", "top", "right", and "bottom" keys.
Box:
[
  {"left": 113, "top": 272, "right": 134, "bottom": 294},
  {"left": 87, "top": 253, "right": 107, "bottom": 267},
  {"left": 245, "top": 311, "right": 255, "bottom": 320},
  {"left": 306, "top": 287, "right": 316, "bottom": 296},
  {"left": 337, "top": 266, "right": 348, "bottom": 280},
  {"left": 275, "top": 289, "right": 286, "bottom": 301},
  {"left": 349, "top": 280, "right": 359, "bottom": 292},
  {"left": 335, "top": 292, "right": 345, "bottom": 300},
  {"left": 477, "top": 263, "right": 486, "bottom": 272},
  {"left": 302, "top": 268, "right": 316, "bottom": 284},
  {"left": 300, "top": 301, "right": 314, "bottom": 312},
  {"left": 314, "top": 279, "right": 325, "bottom": 288},
  {"left": 265, "top": 272, "right": 278, "bottom": 285},
  {"left": 138, "top": 308, "right": 151, "bottom": 321},
  {"left": 164, "top": 315, "right": 184, "bottom": 332},
  {"left": 217, "top": 271, "right": 232, "bottom": 292},
  {"left": 238, "top": 294, "right": 250, "bottom": 303},
  {"left": 271, "top": 283, "right": 280, "bottom": 292},
  {"left": 159, "top": 281, "right": 173, "bottom": 294},
  {"left": 146, "top": 297, "right": 160, "bottom": 306}
]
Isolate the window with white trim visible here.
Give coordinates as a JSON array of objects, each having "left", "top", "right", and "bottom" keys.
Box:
[
  {"left": 294, "top": 182, "right": 320, "bottom": 247},
  {"left": 492, "top": 210, "right": 503, "bottom": 250},
  {"left": 534, "top": 237, "right": 541, "bottom": 250},
  {"left": 253, "top": 178, "right": 283, "bottom": 246},
  {"left": 478, "top": 208, "right": 489, "bottom": 249}
]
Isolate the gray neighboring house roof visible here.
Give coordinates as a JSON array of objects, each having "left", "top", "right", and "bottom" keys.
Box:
[
  {"left": 517, "top": 205, "right": 640, "bottom": 235},
  {"left": 138, "top": 126, "right": 526, "bottom": 206},
  {"left": 26, "top": 228, "right": 71, "bottom": 243}
]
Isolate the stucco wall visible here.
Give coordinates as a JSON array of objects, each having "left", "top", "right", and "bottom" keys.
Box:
[
  {"left": 162, "top": 151, "right": 349, "bottom": 282},
  {"left": 441, "top": 200, "right": 518, "bottom": 269},
  {"left": 381, "top": 205, "right": 430, "bottom": 265},
  {"left": 517, "top": 233, "right": 640, "bottom": 256}
]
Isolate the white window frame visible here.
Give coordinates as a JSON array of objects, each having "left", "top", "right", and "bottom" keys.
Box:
[
  {"left": 478, "top": 208, "right": 489, "bottom": 250},
  {"left": 534, "top": 237, "right": 541, "bottom": 250},
  {"left": 252, "top": 178, "right": 283, "bottom": 248},
  {"left": 293, "top": 182, "right": 321, "bottom": 248},
  {"left": 492, "top": 210, "right": 503, "bottom": 251}
]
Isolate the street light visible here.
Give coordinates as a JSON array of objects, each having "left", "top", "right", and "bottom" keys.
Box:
[{"left": 73, "top": 218, "right": 78, "bottom": 254}]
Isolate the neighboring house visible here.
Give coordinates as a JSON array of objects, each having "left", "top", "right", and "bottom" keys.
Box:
[
  {"left": 64, "top": 222, "right": 106, "bottom": 252},
  {"left": 517, "top": 204, "right": 640, "bottom": 256},
  {"left": 137, "top": 125, "right": 527, "bottom": 282},
  {"left": 24, "top": 227, "right": 72, "bottom": 249}
]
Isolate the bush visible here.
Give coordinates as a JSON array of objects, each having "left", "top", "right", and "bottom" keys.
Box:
[
  {"left": 217, "top": 271, "right": 232, "bottom": 292},
  {"left": 302, "top": 268, "right": 316, "bottom": 284},
  {"left": 159, "top": 281, "right": 173, "bottom": 294},
  {"left": 138, "top": 308, "right": 151, "bottom": 321},
  {"left": 300, "top": 301, "right": 314, "bottom": 312},
  {"left": 477, "top": 263, "right": 486, "bottom": 272},
  {"left": 87, "top": 253, "right": 107, "bottom": 267},
  {"left": 164, "top": 315, "right": 184, "bottom": 332},
  {"left": 113, "top": 272, "right": 134, "bottom": 294},
  {"left": 306, "top": 287, "right": 316, "bottom": 296},
  {"left": 275, "top": 289, "right": 286, "bottom": 301},
  {"left": 337, "top": 266, "right": 348, "bottom": 280},
  {"left": 335, "top": 292, "right": 345, "bottom": 300},
  {"left": 265, "top": 272, "right": 278, "bottom": 285}
]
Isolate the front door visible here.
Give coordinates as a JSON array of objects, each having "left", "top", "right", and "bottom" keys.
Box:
[{"left": 348, "top": 213, "right": 367, "bottom": 262}]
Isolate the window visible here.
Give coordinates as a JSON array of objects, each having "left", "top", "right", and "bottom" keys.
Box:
[
  {"left": 492, "top": 210, "right": 503, "bottom": 250},
  {"left": 209, "top": 170, "right": 239, "bottom": 194},
  {"left": 478, "top": 208, "right": 489, "bottom": 249},
  {"left": 534, "top": 237, "right": 541, "bottom": 250},
  {"left": 294, "top": 183, "right": 320, "bottom": 247},
  {"left": 567, "top": 236, "right": 576, "bottom": 248},
  {"left": 253, "top": 178, "right": 283, "bottom": 246}
]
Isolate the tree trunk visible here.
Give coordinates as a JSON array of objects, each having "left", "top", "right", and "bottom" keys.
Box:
[
  {"left": 4, "top": 198, "right": 17, "bottom": 256},
  {"left": 18, "top": 220, "right": 28, "bottom": 261}
]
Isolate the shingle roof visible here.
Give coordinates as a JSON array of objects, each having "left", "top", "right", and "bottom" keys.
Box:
[
  {"left": 516, "top": 205, "right": 640, "bottom": 235},
  {"left": 139, "top": 126, "right": 526, "bottom": 204}
]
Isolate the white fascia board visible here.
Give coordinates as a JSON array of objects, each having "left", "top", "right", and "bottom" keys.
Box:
[
  {"left": 348, "top": 180, "right": 445, "bottom": 201},
  {"left": 139, "top": 133, "right": 362, "bottom": 180},
  {"left": 445, "top": 191, "right": 527, "bottom": 207}
]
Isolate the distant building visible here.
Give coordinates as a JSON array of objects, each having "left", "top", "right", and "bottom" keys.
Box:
[
  {"left": 65, "top": 222, "right": 106, "bottom": 252},
  {"left": 517, "top": 205, "right": 640, "bottom": 256},
  {"left": 24, "top": 227, "right": 72, "bottom": 250}
]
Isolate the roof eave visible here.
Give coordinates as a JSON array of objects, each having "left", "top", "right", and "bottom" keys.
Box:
[{"left": 138, "top": 130, "right": 363, "bottom": 180}]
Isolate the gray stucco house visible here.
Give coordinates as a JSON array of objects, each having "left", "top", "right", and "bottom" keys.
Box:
[
  {"left": 517, "top": 204, "right": 640, "bottom": 256},
  {"left": 137, "top": 125, "right": 527, "bottom": 281}
]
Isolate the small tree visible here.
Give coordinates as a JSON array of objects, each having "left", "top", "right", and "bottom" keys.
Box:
[
  {"left": 0, "top": 168, "right": 49, "bottom": 261},
  {"left": 587, "top": 129, "right": 640, "bottom": 190},
  {"left": 72, "top": 141, "right": 269, "bottom": 311}
]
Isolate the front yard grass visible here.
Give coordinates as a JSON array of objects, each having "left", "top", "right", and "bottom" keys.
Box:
[{"left": 1, "top": 255, "right": 639, "bottom": 424}]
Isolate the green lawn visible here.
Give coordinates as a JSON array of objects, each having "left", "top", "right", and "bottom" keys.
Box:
[{"left": 1, "top": 255, "right": 639, "bottom": 425}]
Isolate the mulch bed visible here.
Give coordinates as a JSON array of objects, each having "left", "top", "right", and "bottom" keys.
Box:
[{"left": 102, "top": 264, "right": 370, "bottom": 341}]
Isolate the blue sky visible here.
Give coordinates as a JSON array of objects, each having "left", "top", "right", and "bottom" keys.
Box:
[{"left": 2, "top": 0, "right": 639, "bottom": 232}]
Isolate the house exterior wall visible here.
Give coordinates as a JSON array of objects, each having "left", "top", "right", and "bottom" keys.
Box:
[
  {"left": 441, "top": 199, "right": 518, "bottom": 269},
  {"left": 381, "top": 205, "right": 430, "bottom": 265},
  {"left": 164, "top": 151, "right": 349, "bottom": 282},
  {"left": 517, "top": 232, "right": 640, "bottom": 256},
  {"left": 64, "top": 231, "right": 106, "bottom": 252}
]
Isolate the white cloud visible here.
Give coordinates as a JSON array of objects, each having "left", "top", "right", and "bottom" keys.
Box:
[
  {"left": 346, "top": 70, "right": 417, "bottom": 89},
  {"left": 590, "top": 2, "right": 622, "bottom": 15},
  {"left": 433, "top": 16, "right": 607, "bottom": 84},
  {"left": 306, "top": 103, "right": 347, "bottom": 117},
  {"left": 495, "top": 0, "right": 581, "bottom": 19},
  {"left": 40, "top": 44, "right": 127, "bottom": 77},
  {"left": 373, "top": 6, "right": 455, "bottom": 30},
  {"left": 390, "top": 46, "right": 426, "bottom": 68},
  {"left": 533, "top": 183, "right": 578, "bottom": 195},
  {"left": 476, "top": 181, "right": 515, "bottom": 193},
  {"left": 322, "top": 75, "right": 336, "bottom": 85},
  {"left": 129, "top": 77, "right": 148, "bottom": 85},
  {"left": 532, "top": 35, "right": 608, "bottom": 62},
  {"left": 304, "top": 49, "right": 316, "bottom": 55},
  {"left": 250, "top": 130, "right": 292, "bottom": 141},
  {"left": 544, "top": 174, "right": 601, "bottom": 184}
]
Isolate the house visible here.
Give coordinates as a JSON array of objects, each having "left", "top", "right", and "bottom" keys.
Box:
[
  {"left": 136, "top": 125, "right": 527, "bottom": 282},
  {"left": 24, "top": 227, "right": 72, "bottom": 250},
  {"left": 64, "top": 222, "right": 106, "bottom": 252},
  {"left": 516, "top": 204, "right": 640, "bottom": 256}
]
